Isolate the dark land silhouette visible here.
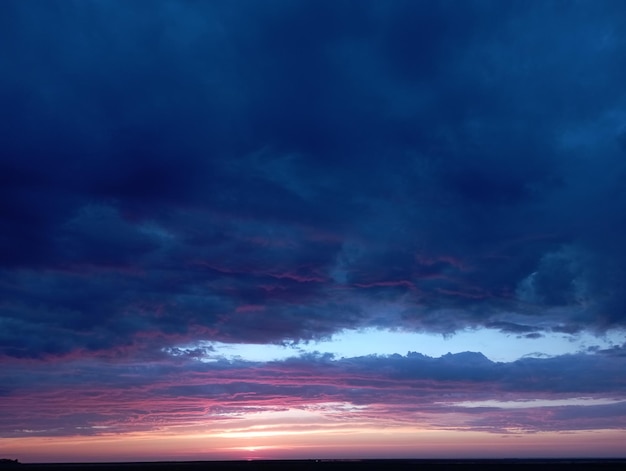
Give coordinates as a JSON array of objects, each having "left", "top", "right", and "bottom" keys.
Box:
[{"left": 5, "top": 459, "right": 626, "bottom": 471}]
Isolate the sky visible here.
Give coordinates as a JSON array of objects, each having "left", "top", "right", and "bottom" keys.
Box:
[{"left": 2, "top": 0, "right": 626, "bottom": 463}]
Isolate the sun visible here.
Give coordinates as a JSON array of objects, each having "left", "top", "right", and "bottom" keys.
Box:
[{"left": 227, "top": 444, "right": 276, "bottom": 454}]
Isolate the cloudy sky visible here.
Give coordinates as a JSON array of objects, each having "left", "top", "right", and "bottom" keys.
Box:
[{"left": 2, "top": 0, "right": 626, "bottom": 462}]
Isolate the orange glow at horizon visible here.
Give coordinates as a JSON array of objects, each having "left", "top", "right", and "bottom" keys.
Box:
[
  {"left": 4, "top": 425, "right": 626, "bottom": 463},
  {"left": 4, "top": 399, "right": 626, "bottom": 463}
]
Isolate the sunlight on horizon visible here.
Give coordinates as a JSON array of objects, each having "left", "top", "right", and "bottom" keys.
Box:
[{"left": 7, "top": 427, "right": 626, "bottom": 462}]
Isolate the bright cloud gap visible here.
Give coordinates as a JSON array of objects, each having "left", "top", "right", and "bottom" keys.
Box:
[{"left": 163, "top": 328, "right": 625, "bottom": 364}]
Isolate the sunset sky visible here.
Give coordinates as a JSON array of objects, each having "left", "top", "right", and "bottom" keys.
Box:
[{"left": 2, "top": 0, "right": 626, "bottom": 463}]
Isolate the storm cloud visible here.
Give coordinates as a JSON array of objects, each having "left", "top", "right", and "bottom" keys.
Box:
[{"left": 1, "top": 0, "right": 626, "bottom": 456}]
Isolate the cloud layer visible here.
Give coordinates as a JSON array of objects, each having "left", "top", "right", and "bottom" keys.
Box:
[{"left": 3, "top": 350, "right": 626, "bottom": 439}]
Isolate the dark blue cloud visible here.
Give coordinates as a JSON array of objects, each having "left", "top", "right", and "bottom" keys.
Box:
[{"left": 2, "top": 0, "right": 626, "bottom": 360}]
